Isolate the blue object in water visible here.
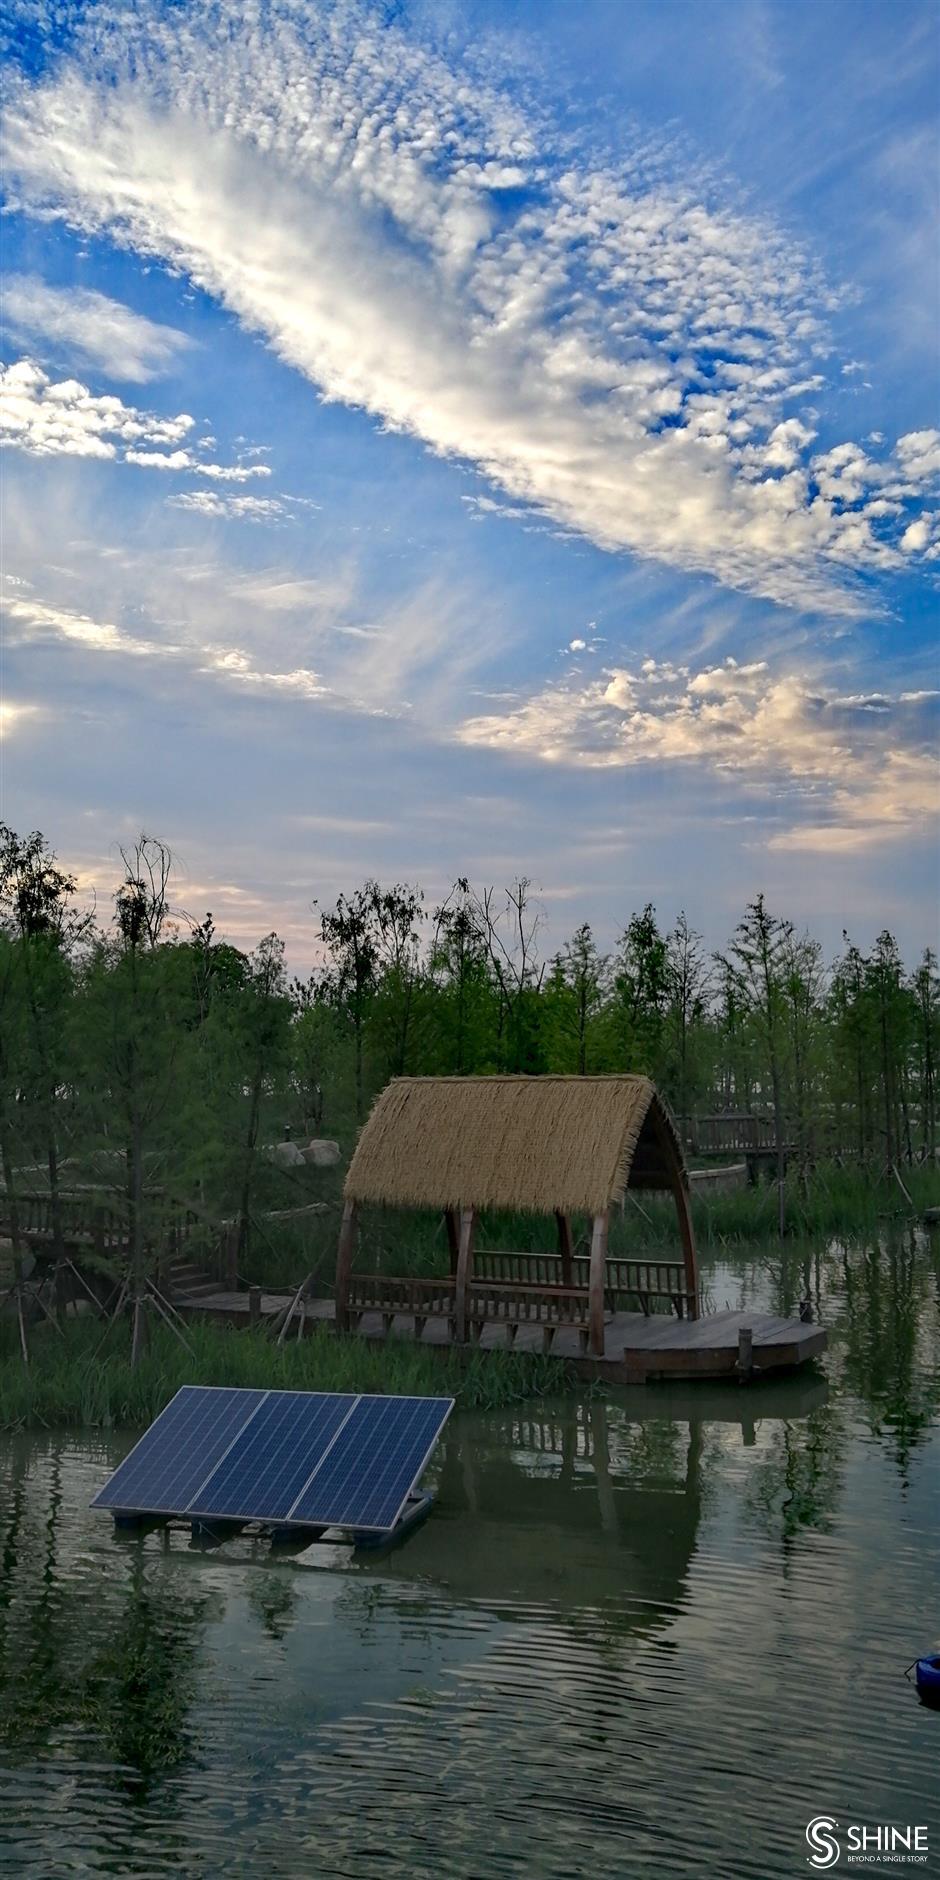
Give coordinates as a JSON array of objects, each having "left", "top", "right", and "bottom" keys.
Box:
[{"left": 914, "top": 1655, "right": 940, "bottom": 1705}]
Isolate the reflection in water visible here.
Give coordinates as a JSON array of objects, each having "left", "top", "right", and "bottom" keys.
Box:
[
  {"left": 0, "top": 1231, "right": 937, "bottom": 1878},
  {"left": 89, "top": 1550, "right": 214, "bottom": 1787},
  {"left": 0, "top": 1451, "right": 214, "bottom": 1790}
]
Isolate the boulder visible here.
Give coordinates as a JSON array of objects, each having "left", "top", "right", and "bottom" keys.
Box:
[
  {"left": 300, "top": 1139, "right": 341, "bottom": 1168},
  {"left": 269, "top": 1141, "right": 306, "bottom": 1169}
]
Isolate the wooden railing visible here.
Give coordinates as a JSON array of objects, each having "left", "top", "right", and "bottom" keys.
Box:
[
  {"left": 474, "top": 1250, "right": 694, "bottom": 1316},
  {"left": 0, "top": 1190, "right": 207, "bottom": 1275},
  {"left": 466, "top": 1281, "right": 592, "bottom": 1353},
  {"left": 0, "top": 1191, "right": 130, "bottom": 1254},
  {"left": 681, "top": 1114, "right": 781, "bottom": 1154},
  {"left": 346, "top": 1273, "right": 457, "bottom": 1336},
  {"left": 475, "top": 1249, "right": 571, "bottom": 1287}
]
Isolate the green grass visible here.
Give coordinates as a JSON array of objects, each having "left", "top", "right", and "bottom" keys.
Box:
[{"left": 0, "top": 1315, "right": 571, "bottom": 1432}]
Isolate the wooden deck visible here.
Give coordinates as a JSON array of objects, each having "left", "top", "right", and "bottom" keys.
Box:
[{"left": 177, "top": 1289, "right": 827, "bottom": 1384}]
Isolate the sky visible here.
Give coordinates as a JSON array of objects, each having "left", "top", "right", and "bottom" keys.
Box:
[{"left": 1, "top": 0, "right": 938, "bottom": 970}]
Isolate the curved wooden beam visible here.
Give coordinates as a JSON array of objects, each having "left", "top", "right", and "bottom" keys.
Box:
[
  {"left": 647, "top": 1098, "right": 700, "bottom": 1318},
  {"left": 455, "top": 1206, "right": 476, "bottom": 1344},
  {"left": 588, "top": 1209, "right": 608, "bottom": 1356},
  {"left": 673, "top": 1174, "right": 699, "bottom": 1318},
  {"left": 335, "top": 1199, "right": 357, "bottom": 1334}
]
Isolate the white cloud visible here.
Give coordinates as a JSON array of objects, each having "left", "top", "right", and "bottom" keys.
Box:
[
  {"left": 2, "top": 1, "right": 937, "bottom": 611},
  {"left": 459, "top": 652, "right": 939, "bottom": 848},
  {"left": 166, "top": 490, "right": 287, "bottom": 521},
  {"left": 2, "top": 359, "right": 272, "bottom": 483},
  {"left": 201, "top": 647, "right": 328, "bottom": 698},
  {"left": 2, "top": 274, "right": 191, "bottom": 381},
  {"left": 199, "top": 461, "right": 271, "bottom": 483},
  {"left": 0, "top": 358, "right": 193, "bottom": 458},
  {"left": 124, "top": 447, "right": 193, "bottom": 470},
  {"left": 125, "top": 447, "right": 271, "bottom": 479},
  {"left": 3, "top": 590, "right": 164, "bottom": 656}
]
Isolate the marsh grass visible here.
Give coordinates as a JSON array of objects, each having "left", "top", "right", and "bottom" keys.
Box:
[
  {"left": 0, "top": 1316, "right": 569, "bottom": 1431},
  {"left": 235, "top": 1162, "right": 940, "bottom": 1290}
]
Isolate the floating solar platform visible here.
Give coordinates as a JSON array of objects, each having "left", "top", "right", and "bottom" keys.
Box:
[{"left": 92, "top": 1385, "right": 453, "bottom": 1542}]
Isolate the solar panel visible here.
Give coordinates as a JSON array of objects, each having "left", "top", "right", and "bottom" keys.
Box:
[
  {"left": 92, "top": 1386, "right": 453, "bottom": 1534},
  {"left": 289, "top": 1395, "right": 452, "bottom": 1531},
  {"left": 92, "top": 1386, "right": 267, "bottom": 1513},
  {"left": 189, "top": 1390, "right": 356, "bottom": 1522}
]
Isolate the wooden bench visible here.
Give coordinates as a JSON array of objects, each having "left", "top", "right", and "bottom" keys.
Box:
[
  {"left": 474, "top": 1250, "right": 696, "bottom": 1318},
  {"left": 345, "top": 1273, "right": 457, "bottom": 1339},
  {"left": 467, "top": 1280, "right": 592, "bottom": 1354}
]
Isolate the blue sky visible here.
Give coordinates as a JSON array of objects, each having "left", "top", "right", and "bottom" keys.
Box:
[{"left": 1, "top": 0, "right": 937, "bottom": 967}]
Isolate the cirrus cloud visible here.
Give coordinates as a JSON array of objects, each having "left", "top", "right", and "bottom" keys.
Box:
[
  {"left": 1, "top": 273, "right": 191, "bottom": 382},
  {"left": 2, "top": 0, "right": 938, "bottom": 613}
]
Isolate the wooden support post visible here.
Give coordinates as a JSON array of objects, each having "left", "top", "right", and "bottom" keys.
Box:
[
  {"left": 248, "top": 1285, "right": 261, "bottom": 1327},
  {"left": 736, "top": 1326, "right": 753, "bottom": 1379},
  {"left": 454, "top": 1206, "right": 475, "bottom": 1345},
  {"left": 674, "top": 1178, "right": 699, "bottom": 1319},
  {"left": 588, "top": 1210, "right": 608, "bottom": 1357},
  {"left": 224, "top": 1223, "right": 238, "bottom": 1291},
  {"left": 555, "top": 1210, "right": 574, "bottom": 1289},
  {"left": 335, "top": 1200, "right": 357, "bottom": 1334},
  {"left": 444, "top": 1208, "right": 460, "bottom": 1274}
]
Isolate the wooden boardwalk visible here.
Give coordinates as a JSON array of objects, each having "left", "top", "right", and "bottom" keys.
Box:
[{"left": 177, "top": 1289, "right": 827, "bottom": 1385}]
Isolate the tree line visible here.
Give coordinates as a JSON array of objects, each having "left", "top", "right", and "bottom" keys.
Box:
[{"left": 1, "top": 825, "right": 937, "bottom": 1264}]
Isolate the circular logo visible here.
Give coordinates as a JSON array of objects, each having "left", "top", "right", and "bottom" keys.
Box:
[{"left": 806, "top": 1818, "right": 841, "bottom": 1869}]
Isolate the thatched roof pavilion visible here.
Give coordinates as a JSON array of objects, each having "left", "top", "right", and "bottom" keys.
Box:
[
  {"left": 344, "top": 1074, "right": 688, "bottom": 1216},
  {"left": 336, "top": 1075, "right": 699, "bottom": 1356}
]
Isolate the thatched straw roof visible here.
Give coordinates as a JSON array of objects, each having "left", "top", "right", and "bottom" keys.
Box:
[{"left": 344, "top": 1075, "right": 688, "bottom": 1216}]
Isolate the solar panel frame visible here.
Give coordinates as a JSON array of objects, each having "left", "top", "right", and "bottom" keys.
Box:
[{"left": 91, "top": 1386, "right": 454, "bottom": 1534}]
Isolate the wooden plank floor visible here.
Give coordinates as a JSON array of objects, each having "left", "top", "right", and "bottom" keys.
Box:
[{"left": 177, "top": 1289, "right": 827, "bottom": 1384}]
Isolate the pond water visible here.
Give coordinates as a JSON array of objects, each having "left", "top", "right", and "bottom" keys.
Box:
[{"left": 1, "top": 1231, "right": 938, "bottom": 1878}]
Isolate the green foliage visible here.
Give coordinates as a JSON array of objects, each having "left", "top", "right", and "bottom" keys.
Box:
[
  {"left": 0, "top": 1318, "right": 569, "bottom": 1429},
  {"left": 0, "top": 825, "right": 937, "bottom": 1314}
]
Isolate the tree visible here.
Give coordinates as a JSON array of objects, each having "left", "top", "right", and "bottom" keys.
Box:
[
  {"left": 366, "top": 881, "right": 425, "bottom": 1080},
  {"left": 830, "top": 936, "right": 872, "bottom": 1161},
  {"left": 467, "top": 878, "right": 545, "bottom": 1072},
  {"left": 319, "top": 889, "right": 379, "bottom": 1120},
  {"left": 911, "top": 948, "right": 939, "bottom": 1158},
  {"left": 866, "top": 931, "right": 912, "bottom": 1167},
  {"left": 723, "top": 894, "right": 794, "bottom": 1233},
  {"left": 780, "top": 928, "right": 825, "bottom": 1181},
  {"left": 0, "top": 824, "right": 89, "bottom": 1282},
  {"left": 77, "top": 838, "right": 196, "bottom": 1362},
  {"left": 427, "top": 879, "right": 495, "bottom": 1074},
  {"left": 663, "top": 913, "right": 711, "bottom": 1117},
  {"left": 544, "top": 923, "right": 608, "bottom": 1074},
  {"left": 608, "top": 904, "right": 669, "bottom": 1075},
  {"left": 229, "top": 934, "right": 292, "bottom": 1264}
]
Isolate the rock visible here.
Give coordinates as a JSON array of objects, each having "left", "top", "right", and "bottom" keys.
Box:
[
  {"left": 301, "top": 1139, "right": 341, "bottom": 1168},
  {"left": 269, "top": 1141, "right": 306, "bottom": 1169}
]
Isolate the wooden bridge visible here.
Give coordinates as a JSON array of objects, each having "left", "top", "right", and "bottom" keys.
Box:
[
  {"left": 682, "top": 1113, "right": 784, "bottom": 1154},
  {"left": 679, "top": 1113, "right": 795, "bottom": 1179},
  {"left": 0, "top": 1189, "right": 224, "bottom": 1317}
]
